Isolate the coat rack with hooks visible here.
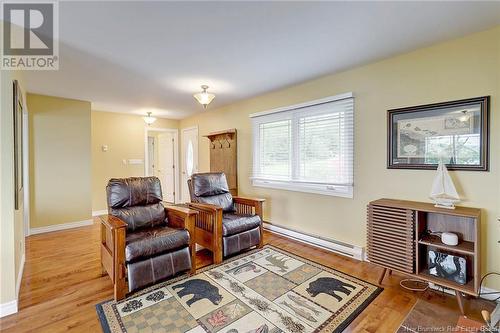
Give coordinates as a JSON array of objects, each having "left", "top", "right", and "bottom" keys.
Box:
[{"left": 203, "top": 129, "right": 238, "bottom": 195}]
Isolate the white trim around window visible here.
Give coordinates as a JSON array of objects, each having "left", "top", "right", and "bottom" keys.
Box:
[
  {"left": 250, "top": 93, "right": 354, "bottom": 198},
  {"left": 252, "top": 178, "right": 354, "bottom": 198}
]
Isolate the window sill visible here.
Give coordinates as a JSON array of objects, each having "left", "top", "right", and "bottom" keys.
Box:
[{"left": 251, "top": 179, "right": 353, "bottom": 198}]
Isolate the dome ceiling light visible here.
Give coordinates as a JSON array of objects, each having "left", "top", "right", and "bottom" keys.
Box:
[
  {"left": 193, "top": 85, "right": 215, "bottom": 109},
  {"left": 143, "top": 112, "right": 157, "bottom": 125}
]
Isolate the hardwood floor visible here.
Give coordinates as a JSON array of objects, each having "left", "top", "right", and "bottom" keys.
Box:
[{"left": 0, "top": 223, "right": 487, "bottom": 332}]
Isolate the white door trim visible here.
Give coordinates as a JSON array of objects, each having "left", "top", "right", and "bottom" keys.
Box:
[
  {"left": 144, "top": 127, "right": 180, "bottom": 204},
  {"left": 181, "top": 126, "right": 199, "bottom": 203},
  {"left": 22, "top": 99, "right": 30, "bottom": 236},
  {"left": 181, "top": 125, "right": 199, "bottom": 132}
]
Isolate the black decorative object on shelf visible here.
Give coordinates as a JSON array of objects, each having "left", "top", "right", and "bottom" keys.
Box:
[{"left": 428, "top": 250, "right": 467, "bottom": 285}]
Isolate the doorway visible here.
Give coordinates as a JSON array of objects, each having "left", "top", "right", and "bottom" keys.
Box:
[
  {"left": 181, "top": 126, "right": 198, "bottom": 203},
  {"left": 144, "top": 128, "right": 179, "bottom": 203}
]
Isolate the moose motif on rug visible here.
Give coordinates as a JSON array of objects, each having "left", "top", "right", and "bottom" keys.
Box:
[{"left": 264, "top": 254, "right": 290, "bottom": 273}]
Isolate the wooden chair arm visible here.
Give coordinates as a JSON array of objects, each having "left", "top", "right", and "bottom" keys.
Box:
[
  {"left": 187, "top": 202, "right": 223, "bottom": 214},
  {"left": 98, "top": 214, "right": 127, "bottom": 300},
  {"left": 233, "top": 196, "right": 266, "bottom": 207},
  {"left": 98, "top": 214, "right": 127, "bottom": 231},
  {"left": 165, "top": 205, "right": 198, "bottom": 274},
  {"left": 233, "top": 197, "right": 265, "bottom": 220},
  {"left": 165, "top": 205, "right": 198, "bottom": 231},
  {"left": 165, "top": 205, "right": 199, "bottom": 217},
  {"left": 187, "top": 202, "right": 223, "bottom": 260}
]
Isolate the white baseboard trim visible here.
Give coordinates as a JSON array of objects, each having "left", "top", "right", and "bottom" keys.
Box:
[
  {"left": 30, "top": 219, "right": 93, "bottom": 235},
  {"left": 263, "top": 222, "right": 364, "bottom": 260},
  {"left": 0, "top": 255, "right": 25, "bottom": 318},
  {"left": 16, "top": 253, "right": 25, "bottom": 298},
  {"left": 0, "top": 300, "right": 18, "bottom": 318},
  {"left": 92, "top": 210, "right": 107, "bottom": 217}
]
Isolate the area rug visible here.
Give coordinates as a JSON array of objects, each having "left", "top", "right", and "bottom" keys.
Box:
[{"left": 96, "top": 245, "right": 382, "bottom": 333}]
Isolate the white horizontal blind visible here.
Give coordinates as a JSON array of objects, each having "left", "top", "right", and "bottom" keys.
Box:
[
  {"left": 259, "top": 119, "right": 292, "bottom": 180},
  {"left": 252, "top": 95, "right": 354, "bottom": 192},
  {"left": 297, "top": 99, "right": 354, "bottom": 185}
]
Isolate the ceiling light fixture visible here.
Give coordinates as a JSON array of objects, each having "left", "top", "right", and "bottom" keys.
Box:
[
  {"left": 458, "top": 110, "right": 469, "bottom": 122},
  {"left": 193, "top": 85, "right": 215, "bottom": 109},
  {"left": 143, "top": 112, "right": 157, "bottom": 125}
]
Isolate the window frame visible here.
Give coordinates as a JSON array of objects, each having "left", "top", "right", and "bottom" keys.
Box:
[{"left": 250, "top": 93, "right": 354, "bottom": 198}]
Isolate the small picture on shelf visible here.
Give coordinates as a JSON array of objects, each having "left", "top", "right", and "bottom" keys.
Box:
[{"left": 428, "top": 250, "right": 466, "bottom": 285}]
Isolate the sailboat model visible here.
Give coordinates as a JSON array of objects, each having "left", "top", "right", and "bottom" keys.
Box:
[{"left": 430, "top": 160, "right": 460, "bottom": 209}]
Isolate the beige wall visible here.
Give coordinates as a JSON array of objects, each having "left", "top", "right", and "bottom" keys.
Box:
[
  {"left": 91, "top": 111, "right": 179, "bottom": 212},
  {"left": 180, "top": 26, "right": 500, "bottom": 289},
  {"left": 27, "top": 94, "right": 92, "bottom": 228},
  {"left": 1, "top": 70, "right": 27, "bottom": 305}
]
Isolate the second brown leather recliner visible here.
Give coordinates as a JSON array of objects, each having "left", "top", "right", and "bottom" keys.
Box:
[{"left": 187, "top": 172, "right": 265, "bottom": 263}]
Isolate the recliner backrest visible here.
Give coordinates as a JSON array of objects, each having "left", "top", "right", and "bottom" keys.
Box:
[
  {"left": 188, "top": 173, "right": 234, "bottom": 212},
  {"left": 107, "top": 177, "right": 166, "bottom": 231}
]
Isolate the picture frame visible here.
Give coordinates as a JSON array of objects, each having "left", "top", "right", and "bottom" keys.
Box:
[
  {"left": 428, "top": 250, "right": 467, "bottom": 285},
  {"left": 13, "top": 80, "right": 24, "bottom": 210},
  {"left": 387, "top": 96, "right": 490, "bottom": 171}
]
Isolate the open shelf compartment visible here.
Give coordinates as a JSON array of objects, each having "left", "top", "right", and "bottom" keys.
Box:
[
  {"left": 416, "top": 242, "right": 477, "bottom": 296},
  {"left": 415, "top": 209, "right": 480, "bottom": 296}
]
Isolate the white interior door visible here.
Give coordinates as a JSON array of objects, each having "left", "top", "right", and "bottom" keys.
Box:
[
  {"left": 157, "top": 132, "right": 176, "bottom": 203},
  {"left": 181, "top": 127, "right": 198, "bottom": 203}
]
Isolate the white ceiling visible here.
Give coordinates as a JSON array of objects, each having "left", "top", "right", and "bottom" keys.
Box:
[{"left": 23, "top": 1, "right": 500, "bottom": 119}]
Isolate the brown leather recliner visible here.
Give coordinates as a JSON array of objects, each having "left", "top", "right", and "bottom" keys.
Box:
[
  {"left": 99, "top": 177, "right": 198, "bottom": 300},
  {"left": 187, "top": 173, "right": 265, "bottom": 264}
]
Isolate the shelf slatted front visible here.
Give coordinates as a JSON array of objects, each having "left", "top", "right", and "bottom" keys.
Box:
[{"left": 367, "top": 204, "right": 415, "bottom": 274}]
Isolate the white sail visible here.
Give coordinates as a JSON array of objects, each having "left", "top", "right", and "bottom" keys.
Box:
[{"left": 429, "top": 160, "right": 460, "bottom": 209}]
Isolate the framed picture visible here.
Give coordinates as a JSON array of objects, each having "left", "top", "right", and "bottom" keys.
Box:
[
  {"left": 13, "top": 80, "right": 23, "bottom": 210},
  {"left": 428, "top": 250, "right": 467, "bottom": 285},
  {"left": 387, "top": 96, "right": 490, "bottom": 171}
]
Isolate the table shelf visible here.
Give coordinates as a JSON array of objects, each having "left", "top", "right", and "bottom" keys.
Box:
[
  {"left": 418, "top": 234, "right": 474, "bottom": 255},
  {"left": 367, "top": 198, "right": 481, "bottom": 315}
]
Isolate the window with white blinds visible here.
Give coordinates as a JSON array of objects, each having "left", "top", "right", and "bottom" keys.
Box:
[{"left": 250, "top": 93, "right": 354, "bottom": 198}]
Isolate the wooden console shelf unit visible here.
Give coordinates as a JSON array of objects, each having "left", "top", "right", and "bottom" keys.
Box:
[{"left": 367, "top": 198, "right": 481, "bottom": 315}]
